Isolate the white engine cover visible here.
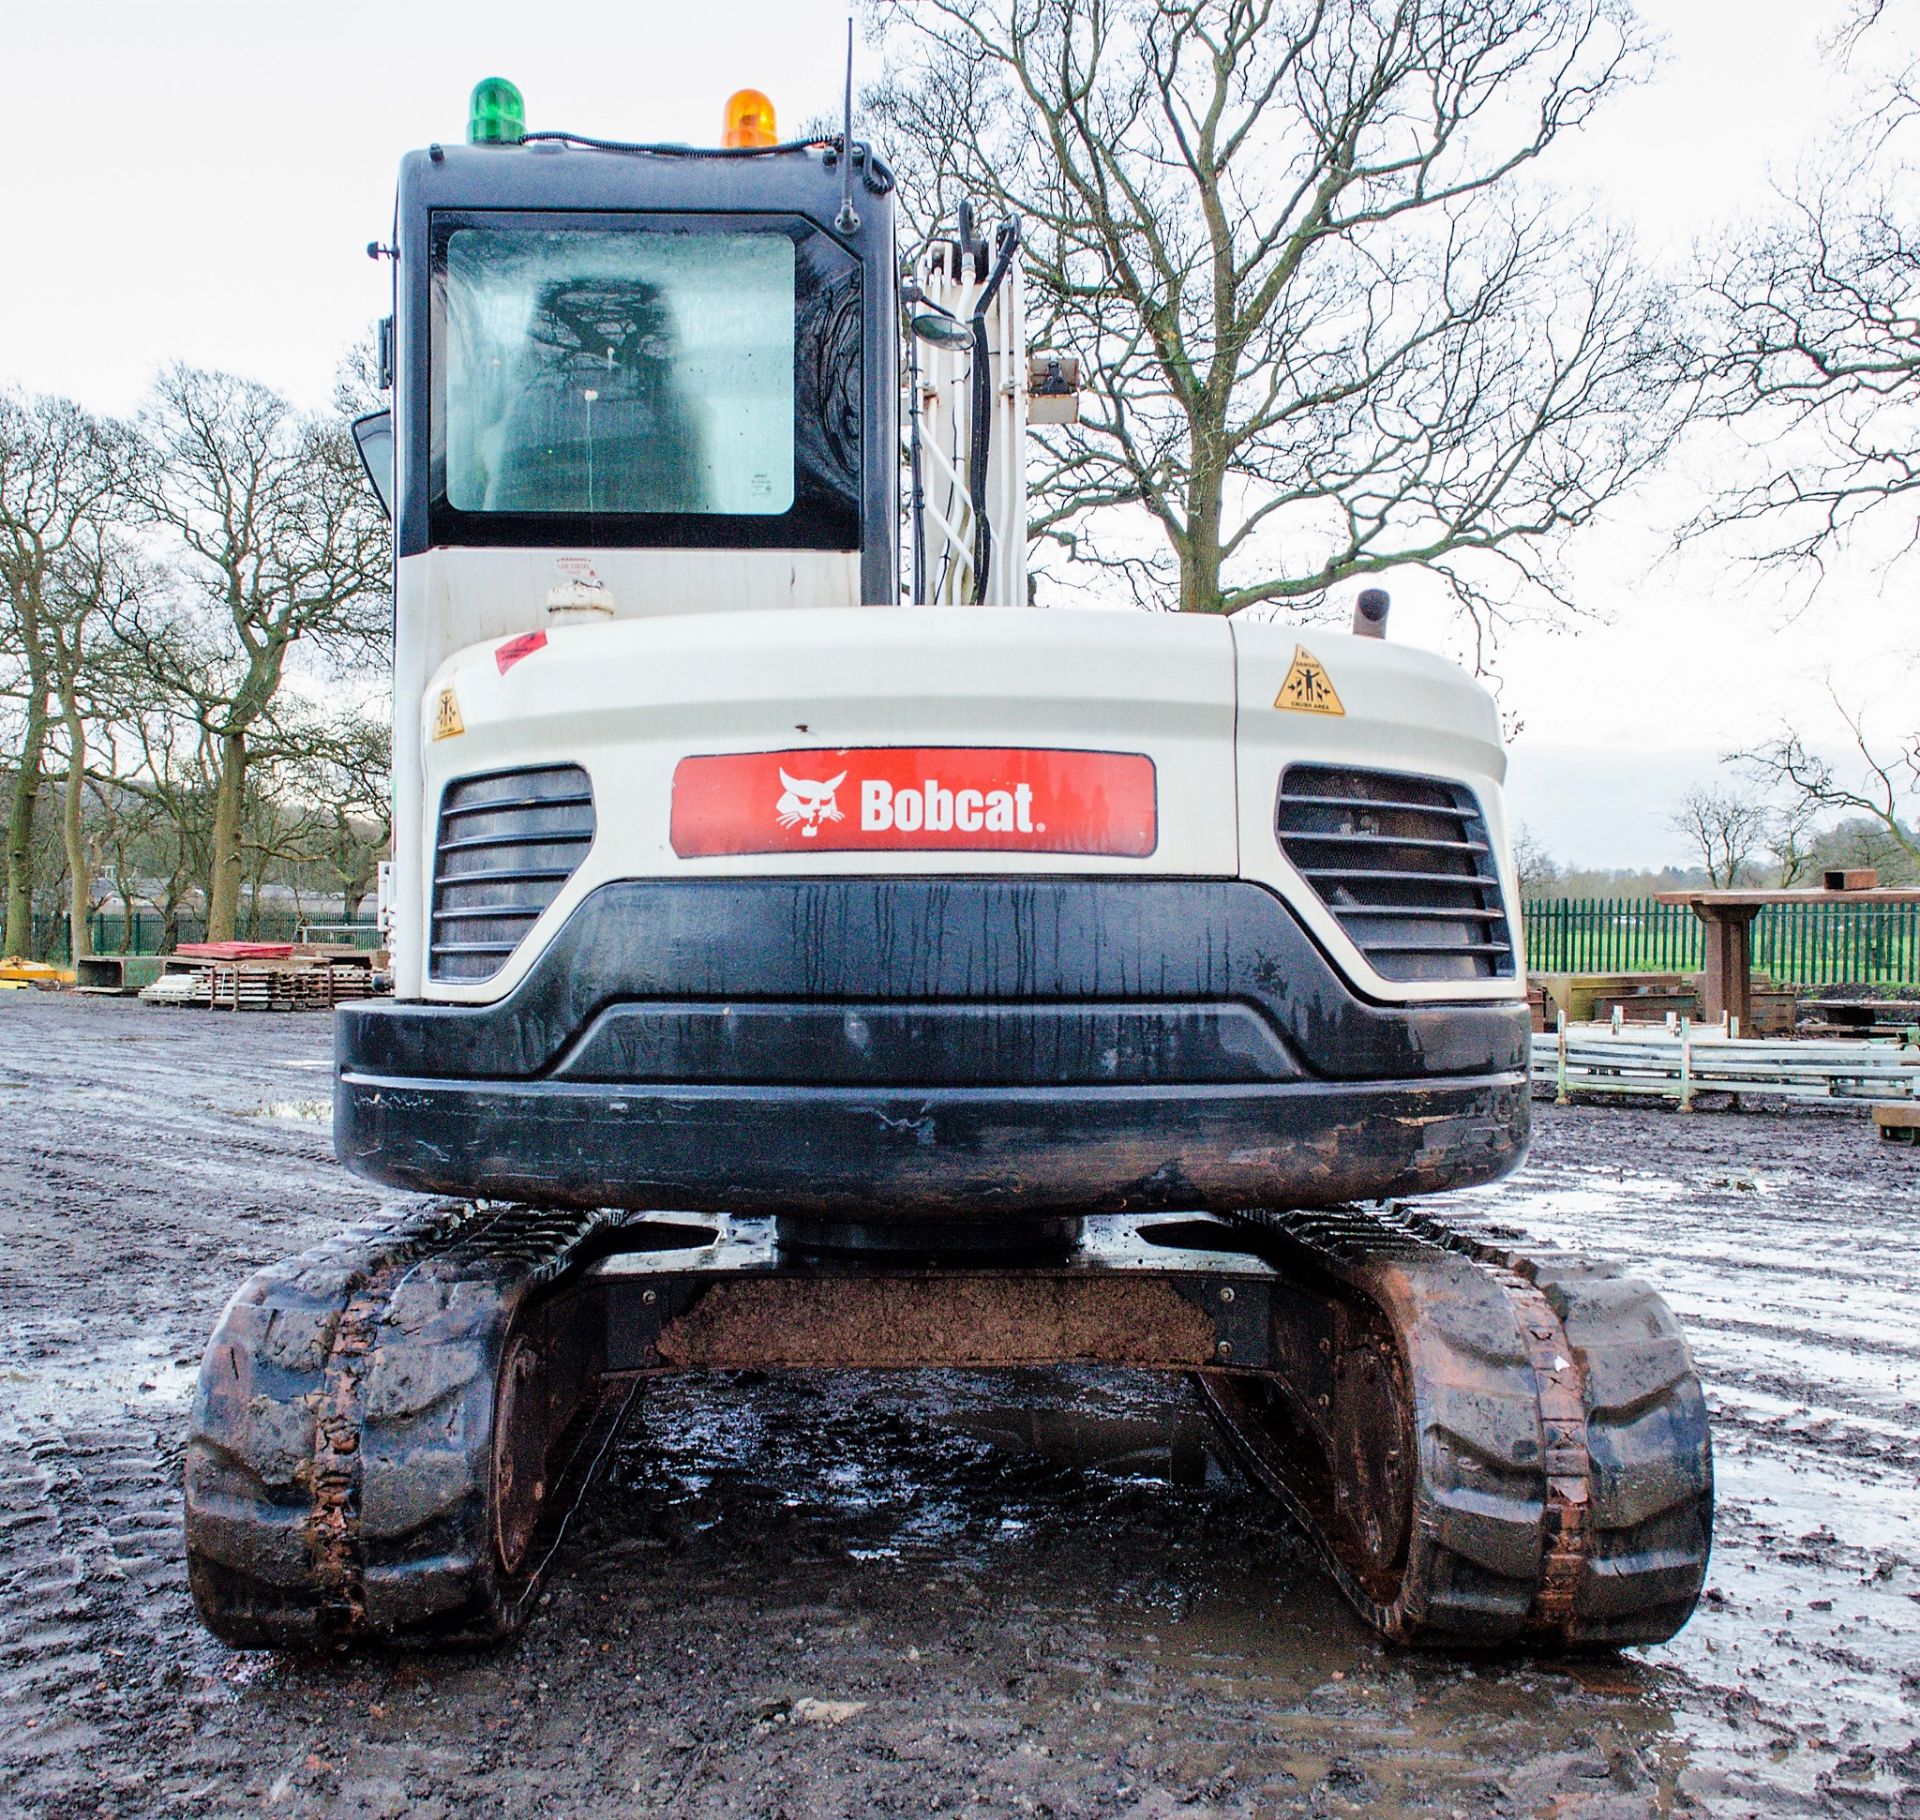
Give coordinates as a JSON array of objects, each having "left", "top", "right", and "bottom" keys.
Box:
[{"left": 400, "top": 606, "right": 1516, "bottom": 1008}]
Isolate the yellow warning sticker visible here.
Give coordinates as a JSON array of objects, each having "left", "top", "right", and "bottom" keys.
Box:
[
  {"left": 432, "top": 687, "right": 465, "bottom": 741},
  {"left": 1273, "top": 646, "right": 1344, "bottom": 716}
]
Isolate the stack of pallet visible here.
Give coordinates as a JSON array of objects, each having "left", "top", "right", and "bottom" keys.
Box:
[
  {"left": 138, "top": 942, "right": 386, "bottom": 1012},
  {"left": 1530, "top": 971, "right": 1799, "bottom": 1034}
]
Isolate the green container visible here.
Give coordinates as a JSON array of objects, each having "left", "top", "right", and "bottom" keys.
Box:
[{"left": 76, "top": 955, "right": 166, "bottom": 995}]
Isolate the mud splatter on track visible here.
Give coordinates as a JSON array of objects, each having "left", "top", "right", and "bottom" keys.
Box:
[{"left": 2, "top": 994, "right": 1916, "bottom": 1816}]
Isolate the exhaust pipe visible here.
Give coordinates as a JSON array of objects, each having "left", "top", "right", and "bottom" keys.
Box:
[{"left": 1352, "top": 588, "right": 1390, "bottom": 639}]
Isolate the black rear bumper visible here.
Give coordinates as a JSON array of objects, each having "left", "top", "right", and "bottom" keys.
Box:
[{"left": 336, "top": 878, "right": 1530, "bottom": 1216}]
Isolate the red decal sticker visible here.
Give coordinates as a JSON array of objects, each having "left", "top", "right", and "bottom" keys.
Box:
[
  {"left": 495, "top": 631, "right": 548, "bottom": 674},
  {"left": 671, "top": 747, "right": 1157, "bottom": 858}
]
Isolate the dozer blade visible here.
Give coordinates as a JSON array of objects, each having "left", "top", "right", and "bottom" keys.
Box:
[{"left": 184, "top": 1206, "right": 1711, "bottom": 1652}]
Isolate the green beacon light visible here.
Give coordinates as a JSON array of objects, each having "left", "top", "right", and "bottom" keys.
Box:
[{"left": 468, "top": 77, "right": 526, "bottom": 146}]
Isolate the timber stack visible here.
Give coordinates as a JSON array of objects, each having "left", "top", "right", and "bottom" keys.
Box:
[{"left": 139, "top": 942, "right": 386, "bottom": 1012}]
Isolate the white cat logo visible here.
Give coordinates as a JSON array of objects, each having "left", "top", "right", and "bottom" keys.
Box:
[{"left": 775, "top": 768, "right": 846, "bottom": 836}]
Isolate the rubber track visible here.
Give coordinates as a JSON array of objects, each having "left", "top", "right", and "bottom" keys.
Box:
[
  {"left": 1403, "top": 1206, "right": 1715, "bottom": 1646},
  {"left": 185, "top": 1200, "right": 628, "bottom": 1649},
  {"left": 1212, "top": 1203, "right": 1712, "bottom": 1649}
]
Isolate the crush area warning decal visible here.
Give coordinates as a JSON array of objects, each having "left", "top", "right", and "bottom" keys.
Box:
[
  {"left": 671, "top": 747, "right": 1157, "bottom": 858},
  {"left": 1274, "top": 645, "right": 1344, "bottom": 715},
  {"left": 432, "top": 687, "right": 464, "bottom": 740}
]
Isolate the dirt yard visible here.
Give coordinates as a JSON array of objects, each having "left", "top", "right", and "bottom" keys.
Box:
[{"left": 2, "top": 993, "right": 1916, "bottom": 1818}]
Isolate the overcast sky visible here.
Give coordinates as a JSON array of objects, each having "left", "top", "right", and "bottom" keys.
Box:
[{"left": 6, "top": 0, "right": 1915, "bottom": 867}]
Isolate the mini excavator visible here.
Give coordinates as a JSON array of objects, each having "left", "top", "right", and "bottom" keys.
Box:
[{"left": 184, "top": 77, "right": 1712, "bottom": 1652}]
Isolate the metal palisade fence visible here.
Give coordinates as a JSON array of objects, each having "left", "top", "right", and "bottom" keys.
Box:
[
  {"left": 22, "top": 899, "right": 1920, "bottom": 986},
  {"left": 1522, "top": 897, "right": 1920, "bottom": 986},
  {"left": 28, "top": 911, "right": 380, "bottom": 960}
]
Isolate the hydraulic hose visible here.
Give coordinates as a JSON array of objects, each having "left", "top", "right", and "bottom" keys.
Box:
[
  {"left": 904, "top": 284, "right": 928, "bottom": 605},
  {"left": 967, "top": 215, "right": 1022, "bottom": 604}
]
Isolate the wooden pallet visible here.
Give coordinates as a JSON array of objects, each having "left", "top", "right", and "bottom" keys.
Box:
[
  {"left": 1874, "top": 1104, "right": 1920, "bottom": 1144},
  {"left": 140, "top": 950, "right": 384, "bottom": 1012}
]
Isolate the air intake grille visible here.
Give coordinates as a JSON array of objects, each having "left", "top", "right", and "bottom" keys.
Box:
[
  {"left": 1277, "top": 765, "right": 1514, "bottom": 983},
  {"left": 430, "top": 766, "right": 595, "bottom": 983}
]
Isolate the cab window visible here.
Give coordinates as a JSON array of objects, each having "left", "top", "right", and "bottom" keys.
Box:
[
  {"left": 428, "top": 212, "right": 861, "bottom": 550},
  {"left": 444, "top": 226, "right": 796, "bottom": 517}
]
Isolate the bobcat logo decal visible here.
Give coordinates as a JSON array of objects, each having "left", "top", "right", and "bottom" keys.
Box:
[
  {"left": 672, "top": 748, "right": 1157, "bottom": 858},
  {"left": 774, "top": 768, "right": 846, "bottom": 836}
]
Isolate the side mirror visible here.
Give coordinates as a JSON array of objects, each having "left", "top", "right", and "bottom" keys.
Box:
[{"left": 352, "top": 410, "right": 394, "bottom": 519}]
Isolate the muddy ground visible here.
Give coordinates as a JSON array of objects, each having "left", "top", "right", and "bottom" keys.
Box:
[{"left": 1, "top": 993, "right": 1916, "bottom": 1819}]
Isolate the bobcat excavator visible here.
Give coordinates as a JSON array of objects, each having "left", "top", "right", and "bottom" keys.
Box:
[{"left": 183, "top": 77, "right": 1712, "bottom": 1653}]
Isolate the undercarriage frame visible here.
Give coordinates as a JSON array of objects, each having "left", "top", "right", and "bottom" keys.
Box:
[{"left": 185, "top": 1203, "right": 1712, "bottom": 1653}]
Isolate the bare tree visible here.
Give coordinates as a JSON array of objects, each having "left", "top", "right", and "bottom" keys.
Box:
[
  {"left": 1689, "top": 171, "right": 1920, "bottom": 582},
  {"left": 111, "top": 706, "right": 218, "bottom": 951},
  {"left": 1761, "top": 791, "right": 1822, "bottom": 888},
  {"left": 1668, "top": 783, "right": 1770, "bottom": 887},
  {"left": 125, "top": 366, "right": 389, "bottom": 941},
  {"left": 1512, "top": 822, "right": 1560, "bottom": 895},
  {"left": 84, "top": 771, "right": 151, "bottom": 952},
  {"left": 237, "top": 757, "right": 313, "bottom": 936},
  {"left": 1813, "top": 813, "right": 1919, "bottom": 884},
  {"left": 1683, "top": 0, "right": 1920, "bottom": 587},
  {"left": 41, "top": 526, "right": 146, "bottom": 958},
  {"left": 1831, "top": 0, "right": 1892, "bottom": 59},
  {"left": 294, "top": 714, "right": 392, "bottom": 922},
  {"left": 0, "top": 392, "right": 126, "bottom": 955},
  {"left": 1735, "top": 697, "right": 1920, "bottom": 874},
  {"left": 1682, "top": 14, "right": 1920, "bottom": 891},
  {"left": 873, "top": 0, "right": 1687, "bottom": 632}
]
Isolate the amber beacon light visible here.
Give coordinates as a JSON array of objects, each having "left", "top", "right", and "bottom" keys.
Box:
[{"left": 722, "top": 88, "right": 778, "bottom": 148}]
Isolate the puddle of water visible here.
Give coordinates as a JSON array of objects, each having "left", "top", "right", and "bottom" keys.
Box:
[
  {"left": 1450, "top": 1169, "right": 1691, "bottom": 1228},
  {"left": 613, "top": 1368, "right": 1234, "bottom": 1567},
  {"left": 596, "top": 1364, "right": 1722, "bottom": 1812},
  {"left": 240, "top": 1099, "right": 332, "bottom": 1124},
  {"left": 0, "top": 1339, "right": 196, "bottom": 1427}
]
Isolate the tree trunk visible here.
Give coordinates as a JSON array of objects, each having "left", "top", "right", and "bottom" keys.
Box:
[
  {"left": 1178, "top": 466, "right": 1226, "bottom": 614},
  {"left": 205, "top": 730, "right": 247, "bottom": 942},
  {"left": 60, "top": 708, "right": 92, "bottom": 962},
  {"left": 4, "top": 693, "right": 48, "bottom": 957},
  {"left": 34, "top": 860, "right": 68, "bottom": 959}
]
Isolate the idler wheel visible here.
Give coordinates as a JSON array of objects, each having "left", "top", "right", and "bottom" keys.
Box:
[{"left": 491, "top": 1333, "right": 551, "bottom": 1579}]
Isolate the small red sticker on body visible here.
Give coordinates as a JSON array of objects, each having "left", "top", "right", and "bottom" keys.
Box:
[
  {"left": 495, "top": 631, "right": 548, "bottom": 674},
  {"left": 670, "top": 747, "right": 1158, "bottom": 858}
]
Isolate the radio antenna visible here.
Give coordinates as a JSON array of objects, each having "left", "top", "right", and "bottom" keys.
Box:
[{"left": 834, "top": 17, "right": 861, "bottom": 235}]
